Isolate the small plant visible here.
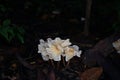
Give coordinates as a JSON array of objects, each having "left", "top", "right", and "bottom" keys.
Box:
[{"left": 0, "top": 19, "right": 25, "bottom": 44}]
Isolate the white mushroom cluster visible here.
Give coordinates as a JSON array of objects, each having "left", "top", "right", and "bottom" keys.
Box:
[
  {"left": 38, "top": 37, "right": 82, "bottom": 61},
  {"left": 112, "top": 39, "right": 120, "bottom": 53}
]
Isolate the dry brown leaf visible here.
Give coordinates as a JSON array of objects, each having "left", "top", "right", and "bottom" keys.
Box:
[{"left": 80, "top": 67, "right": 103, "bottom": 80}]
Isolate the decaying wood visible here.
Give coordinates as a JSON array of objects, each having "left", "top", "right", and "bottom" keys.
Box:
[
  {"left": 83, "top": 33, "right": 120, "bottom": 66},
  {"left": 16, "top": 53, "right": 35, "bottom": 70},
  {"left": 16, "top": 53, "right": 56, "bottom": 80},
  {"left": 83, "top": 33, "right": 120, "bottom": 80}
]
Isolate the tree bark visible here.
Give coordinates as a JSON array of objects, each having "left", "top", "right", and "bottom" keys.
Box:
[{"left": 83, "top": 0, "right": 92, "bottom": 36}]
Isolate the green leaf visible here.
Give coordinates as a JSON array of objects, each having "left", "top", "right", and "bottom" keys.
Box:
[
  {"left": 13, "top": 25, "right": 25, "bottom": 34},
  {"left": 16, "top": 33, "right": 24, "bottom": 44},
  {"left": 0, "top": 26, "right": 15, "bottom": 42},
  {"left": 3, "top": 19, "right": 11, "bottom": 27},
  {"left": 0, "top": 27, "right": 9, "bottom": 41},
  {"left": 7, "top": 27, "right": 15, "bottom": 42},
  {"left": 17, "top": 27, "right": 25, "bottom": 34}
]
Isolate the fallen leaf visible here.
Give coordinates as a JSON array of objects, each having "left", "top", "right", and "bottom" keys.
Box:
[{"left": 80, "top": 67, "right": 103, "bottom": 80}]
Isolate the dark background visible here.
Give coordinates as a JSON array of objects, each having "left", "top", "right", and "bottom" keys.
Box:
[
  {"left": 0, "top": 0, "right": 119, "bottom": 37},
  {"left": 0, "top": 0, "right": 120, "bottom": 80}
]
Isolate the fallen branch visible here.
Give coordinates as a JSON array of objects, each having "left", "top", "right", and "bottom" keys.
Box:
[
  {"left": 84, "top": 33, "right": 120, "bottom": 66},
  {"left": 83, "top": 33, "right": 120, "bottom": 80},
  {"left": 16, "top": 53, "right": 35, "bottom": 70}
]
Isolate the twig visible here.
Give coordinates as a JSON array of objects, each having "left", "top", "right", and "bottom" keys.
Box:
[
  {"left": 57, "top": 61, "right": 60, "bottom": 70},
  {"left": 16, "top": 54, "right": 35, "bottom": 69},
  {"left": 65, "top": 60, "right": 70, "bottom": 69},
  {"left": 50, "top": 59, "right": 55, "bottom": 68},
  {"left": 62, "top": 56, "right": 66, "bottom": 67}
]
